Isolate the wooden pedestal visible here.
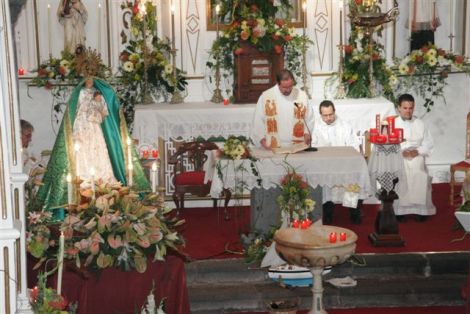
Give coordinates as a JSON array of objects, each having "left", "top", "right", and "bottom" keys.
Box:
[
  {"left": 369, "top": 189, "right": 405, "bottom": 247},
  {"left": 233, "top": 42, "right": 284, "bottom": 103}
]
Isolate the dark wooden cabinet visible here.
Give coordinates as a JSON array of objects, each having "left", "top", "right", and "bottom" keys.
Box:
[{"left": 234, "top": 43, "right": 284, "bottom": 103}]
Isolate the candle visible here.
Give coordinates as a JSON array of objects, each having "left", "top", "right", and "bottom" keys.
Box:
[
  {"left": 223, "top": 98, "right": 229, "bottom": 106},
  {"left": 292, "top": 219, "right": 300, "bottom": 228},
  {"left": 388, "top": 133, "right": 399, "bottom": 144},
  {"left": 90, "top": 167, "right": 96, "bottom": 199},
  {"left": 302, "top": 1, "right": 307, "bottom": 35},
  {"left": 98, "top": 3, "right": 102, "bottom": 54},
  {"left": 376, "top": 134, "right": 387, "bottom": 144},
  {"left": 143, "top": 150, "right": 149, "bottom": 159},
  {"left": 300, "top": 219, "right": 309, "bottom": 229},
  {"left": 340, "top": 232, "right": 347, "bottom": 241},
  {"left": 47, "top": 4, "right": 51, "bottom": 56},
  {"left": 66, "top": 173, "right": 72, "bottom": 205},
  {"left": 339, "top": 0, "right": 343, "bottom": 46},
  {"left": 171, "top": 2, "right": 176, "bottom": 51},
  {"left": 127, "top": 137, "right": 132, "bottom": 165},
  {"left": 128, "top": 164, "right": 133, "bottom": 186},
  {"left": 408, "top": 0, "right": 412, "bottom": 39},
  {"left": 329, "top": 232, "right": 337, "bottom": 243},
  {"left": 74, "top": 143, "right": 80, "bottom": 178},
  {"left": 152, "top": 149, "right": 158, "bottom": 158},
  {"left": 57, "top": 232, "right": 65, "bottom": 295},
  {"left": 386, "top": 116, "right": 396, "bottom": 133},
  {"left": 151, "top": 161, "right": 157, "bottom": 193},
  {"left": 18, "top": 67, "right": 25, "bottom": 76},
  {"left": 396, "top": 128, "right": 404, "bottom": 142},
  {"left": 450, "top": 0, "right": 454, "bottom": 36},
  {"left": 375, "top": 114, "right": 381, "bottom": 133},
  {"left": 215, "top": 4, "right": 220, "bottom": 15}
]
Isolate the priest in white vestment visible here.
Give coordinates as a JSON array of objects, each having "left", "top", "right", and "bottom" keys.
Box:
[
  {"left": 394, "top": 94, "right": 436, "bottom": 221},
  {"left": 250, "top": 70, "right": 313, "bottom": 149},
  {"left": 312, "top": 100, "right": 363, "bottom": 224}
]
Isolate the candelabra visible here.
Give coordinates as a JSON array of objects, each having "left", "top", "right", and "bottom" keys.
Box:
[
  {"left": 211, "top": 4, "right": 224, "bottom": 103},
  {"left": 348, "top": 0, "right": 399, "bottom": 97}
]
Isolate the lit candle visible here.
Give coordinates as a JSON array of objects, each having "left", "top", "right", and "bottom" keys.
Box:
[
  {"left": 57, "top": 232, "right": 64, "bottom": 295},
  {"left": 128, "top": 164, "right": 133, "bottom": 187},
  {"left": 127, "top": 137, "right": 132, "bottom": 166},
  {"left": 329, "top": 232, "right": 337, "bottom": 243},
  {"left": 300, "top": 219, "right": 309, "bottom": 229},
  {"left": 98, "top": 3, "right": 102, "bottom": 54},
  {"left": 340, "top": 232, "right": 347, "bottom": 241},
  {"left": 151, "top": 161, "right": 157, "bottom": 193},
  {"left": 302, "top": 1, "right": 307, "bottom": 35},
  {"left": 152, "top": 149, "right": 158, "bottom": 158},
  {"left": 74, "top": 143, "right": 80, "bottom": 178},
  {"left": 18, "top": 67, "right": 25, "bottom": 76},
  {"left": 47, "top": 4, "right": 51, "bottom": 56},
  {"left": 90, "top": 167, "right": 96, "bottom": 199},
  {"left": 215, "top": 4, "right": 220, "bottom": 15},
  {"left": 66, "top": 173, "right": 72, "bottom": 205},
  {"left": 292, "top": 219, "right": 300, "bottom": 228},
  {"left": 408, "top": 1, "right": 412, "bottom": 39},
  {"left": 449, "top": 0, "right": 454, "bottom": 36}
]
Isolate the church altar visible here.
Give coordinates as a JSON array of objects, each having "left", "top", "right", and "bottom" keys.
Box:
[
  {"left": 132, "top": 97, "right": 394, "bottom": 196},
  {"left": 133, "top": 97, "right": 396, "bottom": 144}
]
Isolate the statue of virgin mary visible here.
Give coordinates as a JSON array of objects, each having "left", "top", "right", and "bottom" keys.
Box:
[{"left": 36, "top": 77, "right": 150, "bottom": 213}]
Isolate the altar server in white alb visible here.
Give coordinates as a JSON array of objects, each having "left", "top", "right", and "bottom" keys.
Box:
[
  {"left": 250, "top": 70, "right": 313, "bottom": 149},
  {"left": 395, "top": 93, "right": 436, "bottom": 221},
  {"left": 312, "top": 100, "right": 363, "bottom": 224}
]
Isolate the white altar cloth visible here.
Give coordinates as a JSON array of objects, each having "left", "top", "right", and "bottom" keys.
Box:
[
  {"left": 132, "top": 97, "right": 395, "bottom": 144},
  {"left": 210, "top": 147, "right": 371, "bottom": 199},
  {"left": 133, "top": 102, "right": 255, "bottom": 144}
]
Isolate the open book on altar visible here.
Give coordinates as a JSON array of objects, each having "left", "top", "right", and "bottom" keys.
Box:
[{"left": 272, "top": 143, "right": 309, "bottom": 154}]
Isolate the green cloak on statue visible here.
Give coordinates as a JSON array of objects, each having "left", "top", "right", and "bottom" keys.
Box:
[{"left": 36, "top": 78, "right": 150, "bottom": 214}]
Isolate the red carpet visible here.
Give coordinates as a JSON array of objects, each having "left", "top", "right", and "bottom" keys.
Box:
[
  {"left": 179, "top": 183, "right": 470, "bottom": 260},
  {"left": 233, "top": 306, "right": 465, "bottom": 313}
]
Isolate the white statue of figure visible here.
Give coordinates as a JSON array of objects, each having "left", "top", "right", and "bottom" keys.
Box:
[
  {"left": 57, "top": 0, "right": 88, "bottom": 53},
  {"left": 73, "top": 78, "right": 116, "bottom": 185}
]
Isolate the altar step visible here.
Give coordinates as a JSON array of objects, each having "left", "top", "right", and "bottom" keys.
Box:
[{"left": 185, "top": 252, "right": 470, "bottom": 313}]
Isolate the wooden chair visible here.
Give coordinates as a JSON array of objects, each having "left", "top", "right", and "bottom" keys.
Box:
[
  {"left": 168, "top": 141, "right": 232, "bottom": 218},
  {"left": 450, "top": 112, "right": 470, "bottom": 206}
]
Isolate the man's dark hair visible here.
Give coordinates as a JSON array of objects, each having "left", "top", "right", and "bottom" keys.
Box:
[
  {"left": 276, "top": 69, "right": 296, "bottom": 85},
  {"left": 397, "top": 94, "right": 415, "bottom": 106},
  {"left": 20, "top": 119, "right": 34, "bottom": 132},
  {"left": 319, "top": 100, "right": 335, "bottom": 113}
]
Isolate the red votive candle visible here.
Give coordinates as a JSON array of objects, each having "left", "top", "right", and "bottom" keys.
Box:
[
  {"left": 223, "top": 98, "right": 229, "bottom": 106},
  {"left": 376, "top": 135, "right": 387, "bottom": 144},
  {"left": 18, "top": 67, "right": 25, "bottom": 76},
  {"left": 329, "top": 232, "right": 337, "bottom": 243},
  {"left": 152, "top": 149, "right": 159, "bottom": 158},
  {"left": 304, "top": 218, "right": 312, "bottom": 227},
  {"left": 388, "top": 133, "right": 399, "bottom": 144},
  {"left": 142, "top": 150, "right": 149, "bottom": 159},
  {"left": 300, "top": 219, "right": 309, "bottom": 229},
  {"left": 292, "top": 219, "right": 300, "bottom": 228},
  {"left": 340, "top": 232, "right": 347, "bottom": 241}
]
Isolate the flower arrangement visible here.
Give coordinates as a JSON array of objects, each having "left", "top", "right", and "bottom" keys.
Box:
[
  {"left": 221, "top": 136, "right": 251, "bottom": 160},
  {"left": 117, "top": 0, "right": 187, "bottom": 119},
  {"left": 27, "top": 182, "right": 184, "bottom": 273},
  {"left": 394, "top": 44, "right": 470, "bottom": 111},
  {"left": 139, "top": 283, "right": 166, "bottom": 314},
  {"left": 207, "top": 0, "right": 312, "bottom": 96},
  {"left": 29, "top": 273, "right": 77, "bottom": 313},
  {"left": 277, "top": 168, "right": 315, "bottom": 221}
]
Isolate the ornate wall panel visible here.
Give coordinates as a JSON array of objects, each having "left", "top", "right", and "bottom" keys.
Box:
[
  {"left": 185, "top": 0, "right": 201, "bottom": 74},
  {"left": 312, "top": 0, "right": 333, "bottom": 72}
]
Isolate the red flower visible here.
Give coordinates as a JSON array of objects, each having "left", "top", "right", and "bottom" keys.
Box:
[
  {"left": 283, "top": 35, "right": 292, "bottom": 41},
  {"left": 274, "top": 19, "right": 285, "bottom": 27},
  {"left": 48, "top": 295, "right": 68, "bottom": 310},
  {"left": 240, "top": 30, "right": 250, "bottom": 41},
  {"left": 120, "top": 51, "right": 129, "bottom": 62},
  {"left": 59, "top": 66, "right": 66, "bottom": 75},
  {"left": 437, "top": 48, "right": 446, "bottom": 56},
  {"left": 250, "top": 4, "right": 258, "bottom": 12},
  {"left": 132, "top": 1, "right": 139, "bottom": 15},
  {"left": 274, "top": 45, "right": 283, "bottom": 54},
  {"left": 344, "top": 45, "right": 353, "bottom": 54},
  {"left": 421, "top": 46, "right": 429, "bottom": 53},
  {"left": 372, "top": 53, "right": 380, "bottom": 61},
  {"left": 234, "top": 48, "right": 244, "bottom": 55},
  {"left": 272, "top": 34, "right": 280, "bottom": 41},
  {"left": 247, "top": 19, "right": 257, "bottom": 27},
  {"left": 455, "top": 55, "right": 465, "bottom": 64},
  {"left": 45, "top": 81, "right": 53, "bottom": 90},
  {"left": 38, "top": 68, "right": 48, "bottom": 77},
  {"left": 355, "top": 0, "right": 362, "bottom": 5},
  {"left": 415, "top": 55, "right": 424, "bottom": 64},
  {"left": 29, "top": 286, "right": 39, "bottom": 302}
]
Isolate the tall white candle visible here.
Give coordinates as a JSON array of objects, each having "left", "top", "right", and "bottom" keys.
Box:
[
  {"left": 74, "top": 143, "right": 80, "bottom": 179},
  {"left": 57, "top": 232, "right": 65, "bottom": 295},
  {"left": 151, "top": 161, "right": 157, "bottom": 193},
  {"left": 339, "top": 0, "right": 343, "bottom": 46},
  {"left": 90, "top": 167, "right": 96, "bottom": 199},
  {"left": 66, "top": 173, "right": 72, "bottom": 205},
  {"left": 98, "top": 3, "right": 102, "bottom": 54},
  {"left": 449, "top": 0, "right": 454, "bottom": 35},
  {"left": 171, "top": 2, "right": 176, "bottom": 51},
  {"left": 408, "top": 1, "right": 412, "bottom": 39},
  {"left": 126, "top": 137, "right": 132, "bottom": 165},
  {"left": 47, "top": 4, "right": 51, "bottom": 56},
  {"left": 302, "top": 1, "right": 307, "bottom": 34},
  {"left": 128, "top": 164, "right": 134, "bottom": 187}
]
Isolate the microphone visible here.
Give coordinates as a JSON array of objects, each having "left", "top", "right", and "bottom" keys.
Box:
[{"left": 294, "top": 102, "right": 317, "bottom": 152}]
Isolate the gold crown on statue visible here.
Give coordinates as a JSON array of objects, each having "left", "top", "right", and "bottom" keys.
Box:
[{"left": 74, "top": 45, "right": 105, "bottom": 78}]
